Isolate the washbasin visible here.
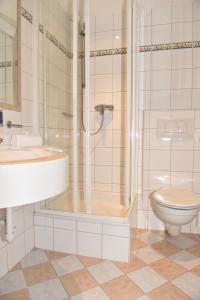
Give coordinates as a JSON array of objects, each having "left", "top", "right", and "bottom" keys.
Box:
[
  {"left": 0, "top": 148, "right": 61, "bottom": 162},
  {"left": 0, "top": 147, "right": 68, "bottom": 208}
]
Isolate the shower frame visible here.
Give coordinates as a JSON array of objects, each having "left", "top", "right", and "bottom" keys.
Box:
[
  {"left": 37, "top": 0, "right": 139, "bottom": 215},
  {"left": 71, "top": 0, "right": 137, "bottom": 214}
]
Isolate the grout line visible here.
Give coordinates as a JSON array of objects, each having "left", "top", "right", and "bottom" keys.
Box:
[{"left": 169, "top": 4, "right": 173, "bottom": 187}]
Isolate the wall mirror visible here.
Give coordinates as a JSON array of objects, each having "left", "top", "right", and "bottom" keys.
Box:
[{"left": 0, "top": 0, "right": 21, "bottom": 111}]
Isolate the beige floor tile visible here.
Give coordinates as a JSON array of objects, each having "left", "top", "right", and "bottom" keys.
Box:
[
  {"left": 0, "top": 289, "right": 31, "bottom": 300},
  {"left": 102, "top": 275, "right": 143, "bottom": 300},
  {"left": 61, "top": 269, "right": 97, "bottom": 296},
  {"left": 148, "top": 283, "right": 191, "bottom": 300},
  {"left": 137, "top": 296, "right": 150, "bottom": 300},
  {"left": 128, "top": 266, "right": 167, "bottom": 293},
  {"left": 151, "top": 240, "right": 181, "bottom": 256},
  {"left": 131, "top": 228, "right": 147, "bottom": 236},
  {"left": 150, "top": 258, "right": 187, "bottom": 281},
  {"left": 114, "top": 255, "right": 145, "bottom": 273},
  {"left": 187, "top": 243, "right": 200, "bottom": 257},
  {"left": 88, "top": 261, "right": 123, "bottom": 284},
  {"left": 173, "top": 272, "right": 200, "bottom": 299},
  {"left": 51, "top": 255, "right": 84, "bottom": 276},
  {"left": 170, "top": 251, "right": 200, "bottom": 270},
  {"left": 45, "top": 250, "right": 67, "bottom": 261},
  {"left": 132, "top": 238, "right": 147, "bottom": 251},
  {"left": 1, "top": 231, "right": 200, "bottom": 300},
  {"left": 183, "top": 233, "right": 200, "bottom": 243},
  {"left": 151, "top": 230, "right": 170, "bottom": 239},
  {"left": 70, "top": 286, "right": 110, "bottom": 300},
  {"left": 20, "top": 249, "right": 48, "bottom": 269},
  {"left": 23, "top": 262, "right": 56, "bottom": 286},
  {"left": 137, "top": 232, "right": 163, "bottom": 245},
  {"left": 133, "top": 246, "right": 164, "bottom": 264},
  {"left": 28, "top": 278, "right": 68, "bottom": 300},
  {"left": 168, "top": 235, "right": 196, "bottom": 249},
  {"left": 192, "top": 265, "right": 200, "bottom": 277},
  {"left": 10, "top": 263, "right": 21, "bottom": 272},
  {"left": 78, "top": 256, "right": 102, "bottom": 267},
  {"left": 0, "top": 270, "right": 26, "bottom": 296}
]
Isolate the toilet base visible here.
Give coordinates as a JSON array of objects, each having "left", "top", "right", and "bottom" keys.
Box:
[{"left": 166, "top": 223, "right": 181, "bottom": 236}]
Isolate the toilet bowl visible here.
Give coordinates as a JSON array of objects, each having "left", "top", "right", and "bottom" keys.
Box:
[{"left": 150, "top": 188, "right": 200, "bottom": 236}]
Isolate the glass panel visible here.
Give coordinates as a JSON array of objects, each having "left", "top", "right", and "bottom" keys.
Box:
[
  {"left": 82, "top": 0, "right": 128, "bottom": 217},
  {"left": 0, "top": 0, "right": 20, "bottom": 110},
  {"left": 77, "top": 10, "right": 85, "bottom": 212},
  {"left": 39, "top": 0, "right": 73, "bottom": 212},
  {"left": 38, "top": 0, "right": 132, "bottom": 218}
]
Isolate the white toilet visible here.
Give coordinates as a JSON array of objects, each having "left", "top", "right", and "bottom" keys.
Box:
[{"left": 150, "top": 188, "right": 200, "bottom": 236}]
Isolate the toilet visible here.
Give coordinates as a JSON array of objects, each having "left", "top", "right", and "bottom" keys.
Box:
[{"left": 150, "top": 188, "right": 200, "bottom": 236}]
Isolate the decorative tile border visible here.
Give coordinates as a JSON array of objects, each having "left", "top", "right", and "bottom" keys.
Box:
[
  {"left": 46, "top": 31, "right": 72, "bottom": 58},
  {"left": 20, "top": 7, "right": 200, "bottom": 58},
  {"left": 90, "top": 48, "right": 127, "bottom": 57},
  {"left": 0, "top": 61, "right": 17, "bottom": 68},
  {"left": 39, "top": 24, "right": 44, "bottom": 34},
  {"left": 21, "top": 7, "right": 72, "bottom": 59},
  {"left": 0, "top": 61, "right": 12, "bottom": 68},
  {"left": 46, "top": 31, "right": 65, "bottom": 55},
  {"left": 139, "top": 41, "right": 200, "bottom": 52},
  {"left": 90, "top": 40, "right": 200, "bottom": 57},
  {"left": 20, "top": 7, "right": 32, "bottom": 23}
]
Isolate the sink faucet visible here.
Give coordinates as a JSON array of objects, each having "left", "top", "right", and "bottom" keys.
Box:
[{"left": 6, "top": 121, "right": 23, "bottom": 128}]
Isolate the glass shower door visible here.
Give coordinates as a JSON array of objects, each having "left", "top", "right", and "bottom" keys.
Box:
[{"left": 39, "top": 0, "right": 74, "bottom": 212}]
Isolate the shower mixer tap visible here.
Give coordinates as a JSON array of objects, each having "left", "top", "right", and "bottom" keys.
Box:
[
  {"left": 95, "top": 104, "right": 114, "bottom": 115},
  {"left": 62, "top": 112, "right": 73, "bottom": 118}
]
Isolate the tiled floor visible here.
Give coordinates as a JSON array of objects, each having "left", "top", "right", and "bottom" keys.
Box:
[{"left": 0, "top": 229, "right": 200, "bottom": 300}]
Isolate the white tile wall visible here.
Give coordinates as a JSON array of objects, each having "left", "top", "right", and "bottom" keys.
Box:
[
  {"left": 0, "top": 205, "right": 35, "bottom": 275},
  {"left": 0, "top": 247, "right": 8, "bottom": 278},
  {"left": 172, "top": 22, "right": 192, "bottom": 42},
  {"left": 152, "top": 24, "right": 171, "bottom": 44},
  {"left": 0, "top": 205, "right": 35, "bottom": 279},
  {"left": 24, "top": 227, "right": 34, "bottom": 254},
  {"left": 103, "top": 235, "right": 129, "bottom": 262},
  {"left": 54, "top": 228, "right": 76, "bottom": 254},
  {"left": 7, "top": 234, "right": 26, "bottom": 270},
  {"left": 34, "top": 226, "right": 53, "bottom": 250},
  {"left": 138, "top": 110, "right": 200, "bottom": 233},
  {"left": 79, "top": 1, "right": 128, "bottom": 196},
  {"left": 152, "top": 5, "right": 171, "bottom": 25},
  {"left": 136, "top": 0, "right": 200, "bottom": 234},
  {"left": 34, "top": 213, "right": 130, "bottom": 262},
  {"left": 78, "top": 232, "right": 102, "bottom": 258}
]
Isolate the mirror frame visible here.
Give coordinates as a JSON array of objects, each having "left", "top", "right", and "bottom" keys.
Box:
[{"left": 0, "top": 0, "right": 21, "bottom": 111}]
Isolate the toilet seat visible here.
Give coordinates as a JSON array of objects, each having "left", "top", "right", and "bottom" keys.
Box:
[{"left": 152, "top": 188, "right": 200, "bottom": 209}]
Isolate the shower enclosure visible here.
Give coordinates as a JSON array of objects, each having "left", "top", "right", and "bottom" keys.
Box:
[{"left": 38, "top": 0, "right": 138, "bottom": 218}]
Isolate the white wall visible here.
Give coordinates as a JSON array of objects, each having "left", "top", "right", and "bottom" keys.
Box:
[
  {"left": 135, "top": 0, "right": 200, "bottom": 234},
  {"left": 84, "top": 0, "right": 127, "bottom": 195},
  {"left": 0, "top": 0, "right": 35, "bottom": 279}
]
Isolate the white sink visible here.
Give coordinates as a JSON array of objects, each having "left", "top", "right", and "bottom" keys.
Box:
[{"left": 0, "top": 147, "right": 68, "bottom": 208}]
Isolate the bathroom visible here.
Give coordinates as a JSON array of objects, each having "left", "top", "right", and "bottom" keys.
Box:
[{"left": 0, "top": 0, "right": 200, "bottom": 299}]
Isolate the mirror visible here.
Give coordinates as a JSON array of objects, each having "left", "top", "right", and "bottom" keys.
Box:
[{"left": 0, "top": 0, "right": 21, "bottom": 111}]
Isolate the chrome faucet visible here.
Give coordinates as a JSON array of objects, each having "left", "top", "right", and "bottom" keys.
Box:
[{"left": 6, "top": 121, "right": 23, "bottom": 128}]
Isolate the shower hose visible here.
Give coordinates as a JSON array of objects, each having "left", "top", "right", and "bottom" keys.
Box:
[{"left": 81, "top": 109, "right": 105, "bottom": 135}]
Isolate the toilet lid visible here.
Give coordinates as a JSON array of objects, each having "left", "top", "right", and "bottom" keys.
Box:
[{"left": 152, "top": 188, "right": 200, "bottom": 208}]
